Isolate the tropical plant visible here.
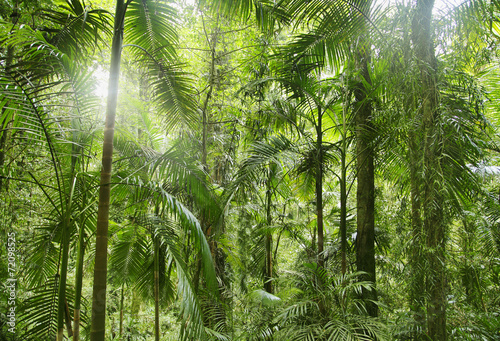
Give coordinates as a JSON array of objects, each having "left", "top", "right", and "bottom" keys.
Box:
[
  {"left": 89, "top": 0, "right": 199, "bottom": 339},
  {"left": 272, "top": 265, "right": 388, "bottom": 341},
  {"left": 0, "top": 1, "right": 109, "bottom": 339}
]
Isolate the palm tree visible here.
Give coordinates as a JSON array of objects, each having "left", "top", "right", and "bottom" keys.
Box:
[
  {"left": 350, "top": 0, "right": 378, "bottom": 318},
  {"left": 365, "top": 1, "right": 495, "bottom": 338},
  {"left": 411, "top": 1, "right": 446, "bottom": 339},
  {"left": 206, "top": 0, "right": 382, "bottom": 306},
  {"left": 89, "top": 0, "right": 199, "bottom": 339}
]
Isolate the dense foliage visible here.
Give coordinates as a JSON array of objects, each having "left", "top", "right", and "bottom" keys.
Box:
[{"left": 1, "top": 0, "right": 500, "bottom": 340}]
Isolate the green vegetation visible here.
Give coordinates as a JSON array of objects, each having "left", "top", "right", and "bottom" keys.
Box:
[{"left": 1, "top": 0, "right": 500, "bottom": 340}]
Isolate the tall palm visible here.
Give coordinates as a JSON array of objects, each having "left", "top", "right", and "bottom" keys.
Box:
[
  {"left": 278, "top": 74, "right": 346, "bottom": 267},
  {"left": 367, "top": 1, "right": 495, "bottom": 338},
  {"left": 410, "top": 0, "right": 498, "bottom": 338},
  {"left": 272, "top": 0, "right": 379, "bottom": 313},
  {"left": 241, "top": 73, "right": 352, "bottom": 270},
  {"left": 411, "top": 1, "right": 447, "bottom": 339},
  {"left": 89, "top": 0, "right": 198, "bottom": 339},
  {"left": 351, "top": 0, "right": 378, "bottom": 318},
  {"left": 206, "top": 0, "right": 382, "bottom": 305}
]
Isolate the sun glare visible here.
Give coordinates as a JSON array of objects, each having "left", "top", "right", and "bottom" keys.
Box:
[{"left": 94, "top": 67, "right": 109, "bottom": 98}]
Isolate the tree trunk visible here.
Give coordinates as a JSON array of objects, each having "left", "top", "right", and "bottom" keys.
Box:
[
  {"left": 73, "top": 192, "right": 87, "bottom": 341},
  {"left": 193, "top": 14, "right": 220, "bottom": 294},
  {"left": 409, "top": 134, "right": 426, "bottom": 340},
  {"left": 340, "top": 102, "right": 348, "bottom": 275},
  {"left": 412, "top": 0, "right": 446, "bottom": 339},
  {"left": 354, "top": 0, "right": 377, "bottom": 317},
  {"left": 154, "top": 234, "right": 160, "bottom": 341},
  {"left": 56, "top": 178, "right": 76, "bottom": 340},
  {"left": 119, "top": 284, "right": 125, "bottom": 338},
  {"left": 264, "top": 168, "right": 273, "bottom": 293},
  {"left": 90, "top": 1, "right": 125, "bottom": 339},
  {"left": 315, "top": 107, "right": 325, "bottom": 267}
]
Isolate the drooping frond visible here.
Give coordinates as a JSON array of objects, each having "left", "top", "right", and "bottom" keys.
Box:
[
  {"left": 272, "top": 0, "right": 384, "bottom": 73},
  {"left": 24, "top": 221, "right": 61, "bottom": 287},
  {"left": 123, "top": 0, "right": 198, "bottom": 130},
  {"left": 18, "top": 278, "right": 84, "bottom": 340},
  {"left": 199, "top": 0, "right": 288, "bottom": 33},
  {"left": 112, "top": 175, "right": 218, "bottom": 291},
  {"left": 146, "top": 58, "right": 199, "bottom": 130},
  {"left": 109, "top": 223, "right": 151, "bottom": 286},
  {"left": 40, "top": 0, "right": 111, "bottom": 57},
  {"left": 112, "top": 132, "right": 222, "bottom": 226},
  {"left": 125, "top": 0, "right": 178, "bottom": 58}
]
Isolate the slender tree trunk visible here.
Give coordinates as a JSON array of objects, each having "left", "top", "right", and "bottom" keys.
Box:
[
  {"left": 340, "top": 131, "right": 347, "bottom": 275},
  {"left": 56, "top": 179, "right": 76, "bottom": 340},
  {"left": 73, "top": 197, "right": 87, "bottom": 340},
  {"left": 264, "top": 168, "right": 273, "bottom": 293},
  {"left": 90, "top": 1, "right": 125, "bottom": 339},
  {"left": 354, "top": 0, "right": 377, "bottom": 317},
  {"left": 153, "top": 205, "right": 161, "bottom": 341},
  {"left": 340, "top": 88, "right": 350, "bottom": 275},
  {"left": 412, "top": 0, "right": 446, "bottom": 339},
  {"left": 56, "top": 229, "right": 71, "bottom": 341},
  {"left": 316, "top": 107, "right": 324, "bottom": 267},
  {"left": 119, "top": 284, "right": 125, "bottom": 339},
  {"left": 193, "top": 15, "right": 220, "bottom": 294},
  {"left": 154, "top": 234, "right": 160, "bottom": 341},
  {"left": 201, "top": 13, "right": 219, "bottom": 175}
]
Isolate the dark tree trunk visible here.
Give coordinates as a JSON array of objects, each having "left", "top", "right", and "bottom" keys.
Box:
[
  {"left": 354, "top": 0, "right": 377, "bottom": 316},
  {"left": 412, "top": 0, "right": 447, "bottom": 339}
]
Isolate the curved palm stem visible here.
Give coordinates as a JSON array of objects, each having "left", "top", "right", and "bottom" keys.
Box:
[{"left": 56, "top": 176, "right": 77, "bottom": 340}]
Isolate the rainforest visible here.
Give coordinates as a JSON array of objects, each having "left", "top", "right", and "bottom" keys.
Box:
[{"left": 1, "top": 0, "right": 500, "bottom": 340}]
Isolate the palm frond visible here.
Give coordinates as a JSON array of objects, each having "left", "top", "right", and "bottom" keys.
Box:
[
  {"left": 273, "top": 0, "right": 377, "bottom": 73},
  {"left": 112, "top": 134, "right": 222, "bottom": 227},
  {"left": 109, "top": 223, "right": 151, "bottom": 285},
  {"left": 123, "top": 0, "right": 198, "bottom": 130},
  {"left": 24, "top": 222, "right": 61, "bottom": 287},
  {"left": 227, "top": 134, "right": 295, "bottom": 203},
  {"left": 199, "top": 0, "right": 287, "bottom": 32},
  {"left": 18, "top": 278, "right": 86, "bottom": 340},
  {"left": 125, "top": 0, "right": 177, "bottom": 58},
  {"left": 41, "top": 0, "right": 112, "bottom": 57}
]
